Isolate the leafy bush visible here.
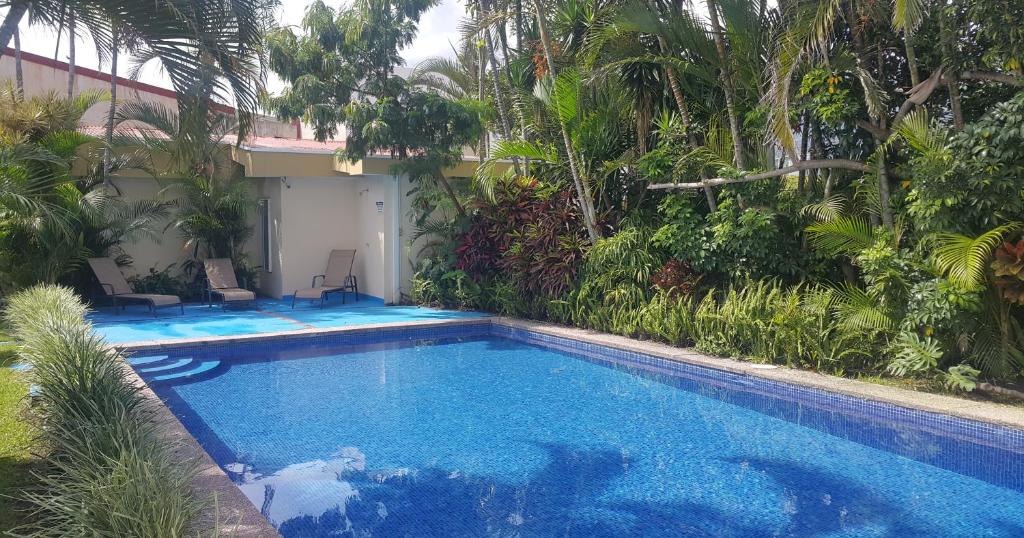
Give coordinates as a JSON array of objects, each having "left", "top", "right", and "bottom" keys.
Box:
[
  {"left": 454, "top": 180, "right": 587, "bottom": 300},
  {"left": 3, "top": 285, "right": 201, "bottom": 536},
  {"left": 653, "top": 186, "right": 811, "bottom": 282},
  {"left": 127, "top": 264, "right": 198, "bottom": 300},
  {"left": 651, "top": 260, "right": 701, "bottom": 297}
]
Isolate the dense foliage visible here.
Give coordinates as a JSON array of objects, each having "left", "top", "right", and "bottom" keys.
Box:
[{"left": 402, "top": 0, "right": 1024, "bottom": 394}]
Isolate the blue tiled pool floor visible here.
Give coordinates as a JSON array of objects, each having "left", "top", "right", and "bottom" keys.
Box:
[
  {"left": 140, "top": 333, "right": 1024, "bottom": 537},
  {"left": 89, "top": 295, "right": 484, "bottom": 344}
]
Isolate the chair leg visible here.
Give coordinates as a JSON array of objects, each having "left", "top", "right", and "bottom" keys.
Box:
[
  {"left": 291, "top": 294, "right": 296, "bottom": 309},
  {"left": 180, "top": 303, "right": 184, "bottom": 315}
]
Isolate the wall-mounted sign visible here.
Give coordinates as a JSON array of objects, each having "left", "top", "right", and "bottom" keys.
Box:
[{"left": 376, "top": 201, "right": 384, "bottom": 213}]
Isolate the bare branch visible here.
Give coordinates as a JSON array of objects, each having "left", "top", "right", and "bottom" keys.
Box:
[
  {"left": 960, "top": 71, "right": 1024, "bottom": 86},
  {"left": 647, "top": 159, "right": 870, "bottom": 190}
]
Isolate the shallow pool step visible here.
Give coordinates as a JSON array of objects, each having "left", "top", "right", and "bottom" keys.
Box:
[
  {"left": 150, "top": 360, "right": 221, "bottom": 382},
  {"left": 128, "top": 354, "right": 170, "bottom": 366},
  {"left": 138, "top": 357, "right": 194, "bottom": 373}
]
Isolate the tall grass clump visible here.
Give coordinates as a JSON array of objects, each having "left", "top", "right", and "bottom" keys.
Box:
[
  {"left": 688, "top": 280, "right": 879, "bottom": 374},
  {"left": 4, "top": 285, "right": 201, "bottom": 536}
]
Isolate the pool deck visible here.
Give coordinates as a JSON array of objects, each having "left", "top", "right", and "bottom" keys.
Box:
[{"left": 108, "top": 314, "right": 1024, "bottom": 537}]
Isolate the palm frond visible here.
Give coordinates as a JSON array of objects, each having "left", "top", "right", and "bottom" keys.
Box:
[
  {"left": 806, "top": 215, "right": 876, "bottom": 256},
  {"left": 930, "top": 223, "right": 1021, "bottom": 290}
]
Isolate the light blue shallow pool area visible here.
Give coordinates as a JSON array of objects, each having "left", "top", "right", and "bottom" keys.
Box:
[
  {"left": 90, "top": 295, "right": 485, "bottom": 344},
  {"left": 131, "top": 323, "right": 1024, "bottom": 537}
]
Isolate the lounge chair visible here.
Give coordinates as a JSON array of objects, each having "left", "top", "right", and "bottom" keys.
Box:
[
  {"left": 203, "top": 258, "right": 256, "bottom": 307},
  {"left": 291, "top": 249, "right": 359, "bottom": 308},
  {"left": 87, "top": 257, "right": 184, "bottom": 316}
]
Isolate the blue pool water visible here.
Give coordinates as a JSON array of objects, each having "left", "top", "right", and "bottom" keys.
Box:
[{"left": 138, "top": 330, "right": 1024, "bottom": 537}]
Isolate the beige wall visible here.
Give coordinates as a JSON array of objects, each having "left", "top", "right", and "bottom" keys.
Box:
[
  {"left": 0, "top": 52, "right": 295, "bottom": 138},
  {"left": 259, "top": 174, "right": 399, "bottom": 303}
]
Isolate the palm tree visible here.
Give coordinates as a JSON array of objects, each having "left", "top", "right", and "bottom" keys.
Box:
[
  {"left": 0, "top": 85, "right": 170, "bottom": 288},
  {"left": 706, "top": 0, "right": 746, "bottom": 171},
  {"left": 0, "top": 0, "right": 277, "bottom": 139},
  {"left": 12, "top": 26, "right": 23, "bottom": 94},
  {"left": 115, "top": 101, "right": 254, "bottom": 263},
  {"left": 531, "top": 0, "right": 600, "bottom": 243}
]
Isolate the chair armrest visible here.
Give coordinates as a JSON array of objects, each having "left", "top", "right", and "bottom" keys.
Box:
[
  {"left": 98, "top": 282, "right": 117, "bottom": 296},
  {"left": 311, "top": 274, "right": 326, "bottom": 287}
]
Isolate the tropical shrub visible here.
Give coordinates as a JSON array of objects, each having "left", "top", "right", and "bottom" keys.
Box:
[{"left": 4, "top": 286, "right": 201, "bottom": 536}]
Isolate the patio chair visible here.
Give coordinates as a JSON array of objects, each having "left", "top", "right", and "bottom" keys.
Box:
[
  {"left": 87, "top": 258, "right": 184, "bottom": 316},
  {"left": 203, "top": 258, "right": 256, "bottom": 307},
  {"left": 291, "top": 249, "right": 359, "bottom": 308}
]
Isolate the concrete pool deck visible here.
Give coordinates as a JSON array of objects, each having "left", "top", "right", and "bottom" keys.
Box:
[{"left": 114, "top": 316, "right": 1024, "bottom": 537}]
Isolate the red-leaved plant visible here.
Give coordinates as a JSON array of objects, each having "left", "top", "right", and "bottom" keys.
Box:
[
  {"left": 993, "top": 239, "right": 1024, "bottom": 304},
  {"left": 651, "top": 259, "right": 702, "bottom": 297},
  {"left": 455, "top": 179, "right": 587, "bottom": 297}
]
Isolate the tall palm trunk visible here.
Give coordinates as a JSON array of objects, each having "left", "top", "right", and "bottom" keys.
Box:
[
  {"left": 478, "top": 40, "right": 487, "bottom": 160},
  {"left": 67, "top": 15, "right": 77, "bottom": 97},
  {"left": 104, "top": 29, "right": 119, "bottom": 187},
  {"left": 13, "top": 27, "right": 23, "bottom": 95},
  {"left": 904, "top": 33, "right": 921, "bottom": 87},
  {"left": 0, "top": 3, "right": 29, "bottom": 56},
  {"left": 479, "top": 0, "right": 521, "bottom": 175},
  {"left": 660, "top": 36, "right": 717, "bottom": 211},
  {"left": 938, "top": 10, "right": 963, "bottom": 128},
  {"left": 706, "top": 0, "right": 746, "bottom": 170},
  {"left": 532, "top": 0, "right": 601, "bottom": 243},
  {"left": 494, "top": 3, "right": 531, "bottom": 176}
]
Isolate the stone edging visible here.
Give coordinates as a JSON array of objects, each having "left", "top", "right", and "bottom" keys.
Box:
[
  {"left": 121, "top": 363, "right": 281, "bottom": 537},
  {"left": 493, "top": 317, "right": 1024, "bottom": 432},
  {"left": 116, "top": 314, "right": 1024, "bottom": 536}
]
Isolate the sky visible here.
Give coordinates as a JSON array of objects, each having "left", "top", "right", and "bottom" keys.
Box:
[{"left": 6, "top": 0, "right": 465, "bottom": 95}]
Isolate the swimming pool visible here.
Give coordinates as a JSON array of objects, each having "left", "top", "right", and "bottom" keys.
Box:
[{"left": 130, "top": 322, "right": 1024, "bottom": 537}]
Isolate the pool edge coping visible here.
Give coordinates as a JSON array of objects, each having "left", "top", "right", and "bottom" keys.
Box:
[
  {"left": 122, "top": 363, "right": 282, "bottom": 537},
  {"left": 492, "top": 317, "right": 1024, "bottom": 432},
  {"left": 115, "top": 314, "right": 1024, "bottom": 536},
  {"left": 117, "top": 314, "right": 1024, "bottom": 432}
]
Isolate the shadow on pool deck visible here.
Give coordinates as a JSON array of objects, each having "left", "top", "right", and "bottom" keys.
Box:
[{"left": 88, "top": 295, "right": 486, "bottom": 344}]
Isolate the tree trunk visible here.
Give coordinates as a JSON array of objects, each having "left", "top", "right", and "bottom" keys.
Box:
[
  {"left": 938, "top": 10, "right": 964, "bottom": 128},
  {"left": 532, "top": 1, "right": 601, "bottom": 243},
  {"left": 477, "top": 38, "right": 487, "bottom": 160},
  {"left": 515, "top": 0, "right": 523, "bottom": 47},
  {"left": 661, "top": 36, "right": 717, "bottom": 211},
  {"left": 13, "top": 27, "right": 23, "bottom": 95},
  {"left": 434, "top": 170, "right": 466, "bottom": 217},
  {"left": 798, "top": 111, "right": 810, "bottom": 192},
  {"left": 904, "top": 33, "right": 921, "bottom": 88},
  {"left": 67, "top": 14, "right": 77, "bottom": 98},
  {"left": 877, "top": 152, "right": 894, "bottom": 231},
  {"left": 104, "top": 30, "right": 119, "bottom": 186},
  {"left": 706, "top": 0, "right": 746, "bottom": 170},
  {"left": 479, "top": 0, "right": 521, "bottom": 175},
  {"left": 0, "top": 3, "right": 28, "bottom": 56}
]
